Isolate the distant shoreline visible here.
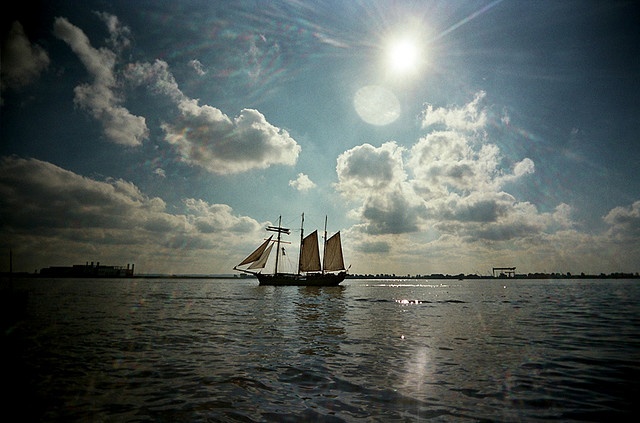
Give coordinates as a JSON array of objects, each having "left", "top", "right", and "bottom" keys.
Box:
[{"left": 2, "top": 272, "right": 638, "bottom": 280}]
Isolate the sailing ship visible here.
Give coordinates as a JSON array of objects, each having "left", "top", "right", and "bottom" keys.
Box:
[{"left": 234, "top": 214, "right": 347, "bottom": 286}]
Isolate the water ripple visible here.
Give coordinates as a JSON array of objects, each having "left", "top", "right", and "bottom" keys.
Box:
[{"left": 5, "top": 277, "right": 639, "bottom": 421}]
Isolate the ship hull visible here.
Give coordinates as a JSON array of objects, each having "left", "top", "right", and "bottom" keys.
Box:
[{"left": 257, "top": 271, "right": 346, "bottom": 286}]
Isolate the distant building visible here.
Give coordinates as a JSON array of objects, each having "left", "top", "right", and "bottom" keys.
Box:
[
  {"left": 493, "top": 267, "right": 516, "bottom": 278},
  {"left": 40, "top": 262, "right": 134, "bottom": 277}
]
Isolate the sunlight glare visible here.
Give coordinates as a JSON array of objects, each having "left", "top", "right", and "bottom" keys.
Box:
[{"left": 385, "top": 36, "right": 423, "bottom": 76}]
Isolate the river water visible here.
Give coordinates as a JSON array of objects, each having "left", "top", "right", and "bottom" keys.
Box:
[{"left": 3, "top": 277, "right": 639, "bottom": 422}]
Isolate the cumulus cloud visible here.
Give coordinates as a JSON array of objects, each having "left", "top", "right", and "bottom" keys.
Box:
[
  {"left": 168, "top": 103, "right": 300, "bottom": 174},
  {"left": 336, "top": 142, "right": 407, "bottom": 196},
  {"left": 47, "top": 14, "right": 299, "bottom": 173},
  {"left": 358, "top": 186, "right": 425, "bottom": 234},
  {"left": 184, "top": 199, "right": 261, "bottom": 234},
  {"left": 289, "top": 173, "right": 316, "bottom": 191},
  {"left": 336, "top": 142, "right": 425, "bottom": 235},
  {"left": 334, "top": 92, "right": 640, "bottom": 275},
  {"left": 0, "top": 156, "right": 264, "bottom": 273},
  {"left": 53, "top": 16, "right": 148, "bottom": 146},
  {"left": 1, "top": 21, "right": 50, "bottom": 94},
  {"left": 125, "top": 59, "right": 300, "bottom": 174},
  {"left": 336, "top": 91, "right": 579, "bottom": 263},
  {"left": 604, "top": 201, "right": 640, "bottom": 240}
]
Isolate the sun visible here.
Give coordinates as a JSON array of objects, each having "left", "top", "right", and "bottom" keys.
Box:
[{"left": 385, "top": 36, "right": 423, "bottom": 75}]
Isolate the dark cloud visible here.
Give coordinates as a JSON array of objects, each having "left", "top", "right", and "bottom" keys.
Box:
[
  {"left": 1, "top": 21, "right": 50, "bottom": 92},
  {"left": 0, "top": 156, "right": 264, "bottom": 272},
  {"left": 604, "top": 201, "right": 640, "bottom": 240}
]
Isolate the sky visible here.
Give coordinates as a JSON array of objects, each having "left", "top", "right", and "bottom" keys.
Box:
[{"left": 1, "top": 0, "right": 639, "bottom": 276}]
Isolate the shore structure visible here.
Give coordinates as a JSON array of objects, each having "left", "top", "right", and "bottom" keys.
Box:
[{"left": 39, "top": 262, "right": 134, "bottom": 277}]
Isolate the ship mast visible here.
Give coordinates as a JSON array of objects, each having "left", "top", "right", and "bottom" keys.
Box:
[
  {"left": 298, "top": 213, "right": 304, "bottom": 275},
  {"left": 322, "top": 215, "right": 327, "bottom": 274},
  {"left": 266, "top": 216, "right": 289, "bottom": 275}
]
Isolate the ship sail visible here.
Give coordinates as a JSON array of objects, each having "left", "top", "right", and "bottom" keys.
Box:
[
  {"left": 299, "top": 230, "right": 321, "bottom": 272},
  {"left": 234, "top": 214, "right": 347, "bottom": 286},
  {"left": 248, "top": 243, "right": 273, "bottom": 269},
  {"left": 323, "top": 231, "right": 345, "bottom": 272},
  {"left": 237, "top": 235, "right": 273, "bottom": 267}
]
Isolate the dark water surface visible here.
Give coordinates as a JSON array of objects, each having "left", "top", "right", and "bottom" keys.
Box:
[{"left": 3, "top": 277, "right": 639, "bottom": 422}]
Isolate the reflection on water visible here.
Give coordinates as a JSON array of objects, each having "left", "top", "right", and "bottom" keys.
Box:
[{"left": 3, "top": 277, "right": 638, "bottom": 421}]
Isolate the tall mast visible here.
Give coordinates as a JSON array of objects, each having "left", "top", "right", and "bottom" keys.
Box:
[
  {"left": 298, "top": 213, "right": 304, "bottom": 275},
  {"left": 322, "top": 215, "right": 327, "bottom": 274},
  {"left": 266, "top": 216, "right": 290, "bottom": 275},
  {"left": 274, "top": 216, "right": 281, "bottom": 274}
]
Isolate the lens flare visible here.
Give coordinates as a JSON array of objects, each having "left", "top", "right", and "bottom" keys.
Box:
[{"left": 353, "top": 85, "right": 401, "bottom": 126}]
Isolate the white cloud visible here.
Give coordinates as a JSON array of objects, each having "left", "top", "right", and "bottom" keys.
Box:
[
  {"left": 421, "top": 91, "right": 487, "bottom": 132},
  {"left": 336, "top": 141, "right": 406, "bottom": 196},
  {"left": 409, "top": 131, "right": 498, "bottom": 196},
  {"left": 164, "top": 103, "right": 300, "bottom": 174},
  {"left": 335, "top": 92, "right": 626, "bottom": 274},
  {"left": 50, "top": 14, "right": 299, "bottom": 173},
  {"left": 336, "top": 142, "right": 425, "bottom": 235},
  {"left": 189, "top": 59, "right": 207, "bottom": 76},
  {"left": 53, "top": 16, "right": 148, "bottom": 146},
  {"left": 289, "top": 173, "right": 316, "bottom": 191},
  {"left": 0, "top": 21, "right": 50, "bottom": 92},
  {"left": 185, "top": 199, "right": 261, "bottom": 234},
  {"left": 126, "top": 59, "right": 301, "bottom": 174}
]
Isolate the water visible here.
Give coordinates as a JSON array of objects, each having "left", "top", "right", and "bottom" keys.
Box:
[{"left": 3, "top": 277, "right": 639, "bottom": 422}]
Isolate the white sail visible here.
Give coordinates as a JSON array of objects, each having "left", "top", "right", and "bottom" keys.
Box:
[
  {"left": 299, "top": 230, "right": 321, "bottom": 272},
  {"left": 323, "top": 231, "right": 345, "bottom": 272},
  {"left": 248, "top": 243, "right": 273, "bottom": 269},
  {"left": 238, "top": 235, "right": 273, "bottom": 266}
]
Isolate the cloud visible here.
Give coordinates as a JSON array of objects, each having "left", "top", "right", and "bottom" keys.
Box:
[
  {"left": 336, "top": 141, "right": 407, "bottom": 196},
  {"left": 53, "top": 16, "right": 148, "bottom": 146},
  {"left": 48, "top": 13, "right": 298, "bottom": 173},
  {"left": 0, "top": 156, "right": 265, "bottom": 273},
  {"left": 125, "top": 59, "right": 300, "bottom": 174},
  {"left": 409, "top": 131, "right": 497, "bottom": 196},
  {"left": 289, "top": 173, "right": 316, "bottom": 191},
  {"left": 359, "top": 241, "right": 391, "bottom": 254},
  {"left": 336, "top": 142, "right": 426, "bottom": 234},
  {"left": 421, "top": 91, "right": 487, "bottom": 132},
  {"left": 336, "top": 92, "right": 568, "bottom": 247},
  {"left": 185, "top": 199, "right": 261, "bottom": 233},
  {"left": 358, "top": 186, "right": 426, "bottom": 234},
  {"left": 1, "top": 21, "right": 50, "bottom": 94},
  {"left": 94, "top": 11, "right": 131, "bottom": 51},
  {"left": 0, "top": 156, "right": 176, "bottom": 235},
  {"left": 604, "top": 201, "right": 640, "bottom": 240},
  {"left": 189, "top": 59, "right": 207, "bottom": 76},
  {"left": 168, "top": 103, "right": 300, "bottom": 174},
  {"left": 333, "top": 92, "right": 640, "bottom": 275}
]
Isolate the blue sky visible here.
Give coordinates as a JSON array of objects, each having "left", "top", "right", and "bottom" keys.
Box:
[{"left": 2, "top": 0, "right": 639, "bottom": 275}]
